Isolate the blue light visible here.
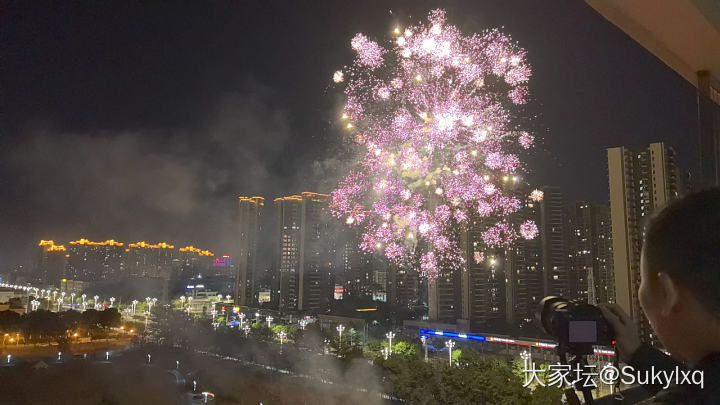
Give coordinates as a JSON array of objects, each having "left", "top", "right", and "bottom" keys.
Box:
[{"left": 420, "top": 329, "right": 486, "bottom": 342}]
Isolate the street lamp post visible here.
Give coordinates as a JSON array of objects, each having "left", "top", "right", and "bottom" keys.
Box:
[
  {"left": 336, "top": 324, "right": 345, "bottom": 347},
  {"left": 93, "top": 295, "right": 99, "bottom": 309},
  {"left": 266, "top": 316, "right": 274, "bottom": 328},
  {"left": 520, "top": 350, "right": 532, "bottom": 385},
  {"left": 277, "top": 331, "right": 287, "bottom": 354},
  {"left": 382, "top": 347, "right": 390, "bottom": 360},
  {"left": 420, "top": 335, "right": 428, "bottom": 361},
  {"left": 56, "top": 298, "right": 63, "bottom": 312},
  {"left": 81, "top": 294, "right": 87, "bottom": 311},
  {"left": 386, "top": 331, "right": 395, "bottom": 355},
  {"left": 109, "top": 297, "right": 115, "bottom": 308},
  {"left": 131, "top": 299, "right": 138, "bottom": 314},
  {"left": 70, "top": 293, "right": 76, "bottom": 309},
  {"left": 445, "top": 340, "right": 455, "bottom": 365},
  {"left": 238, "top": 313, "right": 246, "bottom": 328}
]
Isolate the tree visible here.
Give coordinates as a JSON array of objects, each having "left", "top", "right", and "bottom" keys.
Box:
[
  {"left": 0, "top": 310, "right": 22, "bottom": 333},
  {"left": 98, "top": 308, "right": 121, "bottom": 328},
  {"left": 59, "top": 310, "right": 83, "bottom": 330},
  {"left": 381, "top": 348, "right": 561, "bottom": 404},
  {"left": 21, "top": 310, "right": 66, "bottom": 343}
]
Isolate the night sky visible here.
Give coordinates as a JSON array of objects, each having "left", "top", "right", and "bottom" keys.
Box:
[{"left": 0, "top": 0, "right": 698, "bottom": 267}]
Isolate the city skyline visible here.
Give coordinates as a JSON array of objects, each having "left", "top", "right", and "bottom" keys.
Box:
[{"left": 0, "top": 0, "right": 699, "bottom": 269}]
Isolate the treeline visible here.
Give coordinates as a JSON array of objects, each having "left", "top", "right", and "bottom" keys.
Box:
[{"left": 0, "top": 308, "right": 121, "bottom": 345}]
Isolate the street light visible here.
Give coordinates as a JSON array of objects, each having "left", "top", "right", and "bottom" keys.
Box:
[
  {"left": 56, "top": 298, "right": 63, "bottom": 312},
  {"left": 420, "top": 335, "right": 428, "bottom": 361},
  {"left": 176, "top": 360, "right": 180, "bottom": 369},
  {"left": 131, "top": 299, "right": 138, "bottom": 314},
  {"left": 386, "top": 331, "right": 395, "bottom": 355},
  {"left": 57, "top": 351, "right": 62, "bottom": 361},
  {"left": 109, "top": 297, "right": 115, "bottom": 308},
  {"left": 336, "top": 324, "right": 345, "bottom": 347},
  {"left": 445, "top": 340, "right": 455, "bottom": 365},
  {"left": 81, "top": 294, "right": 87, "bottom": 310},
  {"left": 147, "top": 354, "right": 151, "bottom": 364},
  {"left": 520, "top": 350, "right": 532, "bottom": 385},
  {"left": 93, "top": 295, "right": 99, "bottom": 309},
  {"left": 238, "top": 313, "right": 246, "bottom": 328},
  {"left": 70, "top": 293, "right": 76, "bottom": 309},
  {"left": 277, "top": 331, "right": 287, "bottom": 354},
  {"left": 266, "top": 316, "right": 274, "bottom": 328},
  {"left": 381, "top": 347, "right": 390, "bottom": 360}
]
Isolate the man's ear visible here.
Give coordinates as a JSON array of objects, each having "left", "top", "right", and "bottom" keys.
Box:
[{"left": 657, "top": 272, "right": 680, "bottom": 317}]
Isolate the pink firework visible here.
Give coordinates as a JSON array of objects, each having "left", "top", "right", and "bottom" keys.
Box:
[
  {"left": 519, "top": 220, "right": 539, "bottom": 240},
  {"left": 331, "top": 9, "right": 535, "bottom": 280}
]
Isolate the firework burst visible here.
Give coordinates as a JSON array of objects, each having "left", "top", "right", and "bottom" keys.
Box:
[{"left": 331, "top": 10, "right": 537, "bottom": 279}]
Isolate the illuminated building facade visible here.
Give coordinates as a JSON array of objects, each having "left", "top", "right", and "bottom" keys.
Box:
[
  {"left": 539, "top": 186, "right": 570, "bottom": 298},
  {"left": 566, "top": 202, "right": 614, "bottom": 304},
  {"left": 274, "top": 195, "right": 302, "bottom": 312},
  {"left": 297, "top": 192, "right": 335, "bottom": 312},
  {"left": 504, "top": 195, "right": 543, "bottom": 326},
  {"left": 237, "top": 196, "right": 264, "bottom": 306},
  {"left": 608, "top": 142, "right": 685, "bottom": 343},
  {"left": 38, "top": 240, "right": 68, "bottom": 286},
  {"left": 66, "top": 239, "right": 125, "bottom": 282}
]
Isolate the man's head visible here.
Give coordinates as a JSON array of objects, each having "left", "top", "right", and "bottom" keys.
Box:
[{"left": 639, "top": 188, "right": 720, "bottom": 362}]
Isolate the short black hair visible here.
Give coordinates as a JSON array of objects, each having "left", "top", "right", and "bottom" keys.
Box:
[{"left": 645, "top": 188, "right": 720, "bottom": 314}]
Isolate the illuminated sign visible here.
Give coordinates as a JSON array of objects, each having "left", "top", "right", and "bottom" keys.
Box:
[
  {"left": 258, "top": 291, "right": 271, "bottom": 303},
  {"left": 213, "top": 255, "right": 232, "bottom": 267},
  {"left": 333, "top": 285, "right": 344, "bottom": 300},
  {"left": 418, "top": 329, "right": 615, "bottom": 357}
]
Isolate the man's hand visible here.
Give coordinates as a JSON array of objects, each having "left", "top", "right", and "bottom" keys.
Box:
[{"left": 599, "top": 303, "right": 642, "bottom": 362}]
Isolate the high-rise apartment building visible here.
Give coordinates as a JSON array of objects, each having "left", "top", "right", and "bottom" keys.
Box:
[
  {"left": 274, "top": 192, "right": 335, "bottom": 313},
  {"left": 504, "top": 195, "right": 543, "bottom": 325},
  {"left": 388, "top": 265, "right": 423, "bottom": 310},
  {"left": 298, "top": 192, "right": 336, "bottom": 312},
  {"left": 274, "top": 195, "right": 302, "bottom": 312},
  {"left": 566, "top": 203, "right": 614, "bottom": 304},
  {"left": 608, "top": 142, "right": 684, "bottom": 343},
  {"left": 38, "top": 240, "right": 68, "bottom": 286},
  {"left": 125, "top": 241, "right": 176, "bottom": 279},
  {"left": 539, "top": 186, "right": 570, "bottom": 298},
  {"left": 237, "top": 196, "right": 264, "bottom": 306},
  {"left": 66, "top": 239, "right": 126, "bottom": 282},
  {"left": 699, "top": 71, "right": 720, "bottom": 188},
  {"left": 459, "top": 219, "right": 507, "bottom": 328}
]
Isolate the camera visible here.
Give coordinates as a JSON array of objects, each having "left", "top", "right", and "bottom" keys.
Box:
[{"left": 536, "top": 296, "right": 614, "bottom": 356}]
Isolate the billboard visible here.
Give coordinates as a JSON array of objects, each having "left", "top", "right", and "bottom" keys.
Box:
[
  {"left": 333, "top": 285, "right": 344, "bottom": 300},
  {"left": 258, "top": 290, "right": 271, "bottom": 303},
  {"left": 213, "top": 255, "right": 232, "bottom": 267}
]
